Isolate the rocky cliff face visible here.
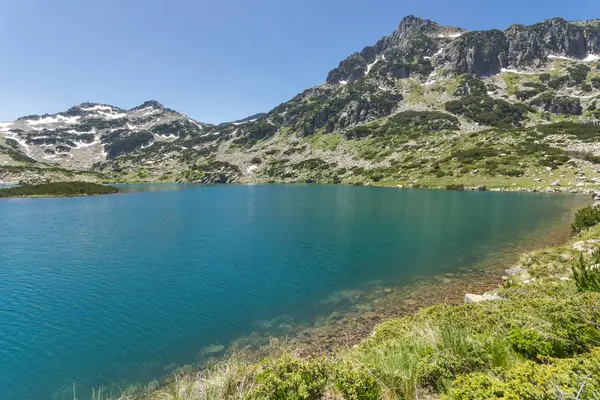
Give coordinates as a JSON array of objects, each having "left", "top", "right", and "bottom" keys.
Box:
[{"left": 327, "top": 16, "right": 600, "bottom": 83}]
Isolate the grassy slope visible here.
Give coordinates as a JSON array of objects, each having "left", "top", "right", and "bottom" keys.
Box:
[{"left": 102, "top": 215, "right": 600, "bottom": 400}]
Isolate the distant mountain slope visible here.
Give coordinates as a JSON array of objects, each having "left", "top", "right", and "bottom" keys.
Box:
[
  {"left": 2, "top": 16, "right": 600, "bottom": 190},
  {"left": 0, "top": 100, "right": 209, "bottom": 169}
]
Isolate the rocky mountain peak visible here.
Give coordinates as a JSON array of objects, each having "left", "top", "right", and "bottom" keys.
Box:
[
  {"left": 394, "top": 15, "right": 439, "bottom": 38},
  {"left": 132, "top": 100, "right": 165, "bottom": 111}
]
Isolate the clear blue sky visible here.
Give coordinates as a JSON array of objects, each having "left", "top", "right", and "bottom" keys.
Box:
[{"left": 1, "top": 0, "right": 599, "bottom": 124}]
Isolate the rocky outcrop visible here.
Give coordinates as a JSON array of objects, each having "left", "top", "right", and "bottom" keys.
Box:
[
  {"left": 328, "top": 16, "right": 600, "bottom": 84},
  {"left": 529, "top": 18, "right": 587, "bottom": 59},
  {"left": 530, "top": 93, "right": 583, "bottom": 115},
  {"left": 441, "top": 30, "right": 509, "bottom": 76},
  {"left": 326, "top": 15, "right": 444, "bottom": 84},
  {"left": 505, "top": 24, "right": 546, "bottom": 67}
]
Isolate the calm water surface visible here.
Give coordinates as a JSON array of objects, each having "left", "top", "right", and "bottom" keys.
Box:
[{"left": 0, "top": 185, "right": 588, "bottom": 399}]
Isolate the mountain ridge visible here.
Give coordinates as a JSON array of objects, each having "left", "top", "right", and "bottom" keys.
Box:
[{"left": 2, "top": 15, "right": 600, "bottom": 191}]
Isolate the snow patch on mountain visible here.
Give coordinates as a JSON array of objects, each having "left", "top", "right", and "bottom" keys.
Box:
[
  {"left": 26, "top": 115, "right": 80, "bottom": 125},
  {"left": 365, "top": 58, "right": 380, "bottom": 75},
  {"left": 584, "top": 54, "right": 600, "bottom": 62}
]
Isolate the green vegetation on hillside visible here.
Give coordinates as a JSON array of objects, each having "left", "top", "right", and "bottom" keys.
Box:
[
  {"left": 0, "top": 182, "right": 118, "bottom": 197},
  {"left": 445, "top": 95, "right": 532, "bottom": 128}
]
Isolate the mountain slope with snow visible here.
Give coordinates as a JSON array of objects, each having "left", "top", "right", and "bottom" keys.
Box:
[{"left": 3, "top": 16, "right": 600, "bottom": 190}]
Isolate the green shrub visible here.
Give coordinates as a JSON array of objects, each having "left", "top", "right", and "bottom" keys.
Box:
[
  {"left": 499, "top": 168, "right": 524, "bottom": 177},
  {"left": 446, "top": 184, "right": 465, "bottom": 191},
  {"left": 568, "top": 64, "right": 590, "bottom": 85},
  {"left": 251, "top": 355, "right": 328, "bottom": 400},
  {"left": 573, "top": 252, "right": 600, "bottom": 293},
  {"left": 572, "top": 206, "right": 600, "bottom": 232},
  {"left": 449, "top": 147, "right": 499, "bottom": 164},
  {"left": 535, "top": 122, "right": 600, "bottom": 142},
  {"left": 445, "top": 96, "right": 531, "bottom": 128},
  {"left": 508, "top": 327, "right": 557, "bottom": 359},
  {"left": 446, "top": 348, "right": 600, "bottom": 400},
  {"left": 453, "top": 74, "right": 488, "bottom": 97},
  {"left": 332, "top": 362, "right": 380, "bottom": 400}
]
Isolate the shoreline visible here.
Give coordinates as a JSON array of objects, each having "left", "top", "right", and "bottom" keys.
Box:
[
  {"left": 223, "top": 204, "right": 583, "bottom": 357},
  {"left": 125, "top": 200, "right": 600, "bottom": 399},
  {"left": 93, "top": 193, "right": 588, "bottom": 398}
]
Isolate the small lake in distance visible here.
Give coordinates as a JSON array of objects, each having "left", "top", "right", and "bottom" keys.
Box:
[{"left": 0, "top": 184, "right": 588, "bottom": 399}]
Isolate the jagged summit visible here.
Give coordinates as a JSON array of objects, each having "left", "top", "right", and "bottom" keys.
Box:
[
  {"left": 394, "top": 15, "right": 440, "bottom": 38},
  {"left": 326, "top": 15, "right": 600, "bottom": 85},
  {"left": 132, "top": 100, "right": 166, "bottom": 110}
]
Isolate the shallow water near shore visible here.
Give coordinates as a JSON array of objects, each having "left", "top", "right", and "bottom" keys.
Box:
[{"left": 0, "top": 184, "right": 589, "bottom": 399}]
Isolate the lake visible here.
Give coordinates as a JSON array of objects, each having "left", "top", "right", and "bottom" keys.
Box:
[{"left": 0, "top": 184, "right": 588, "bottom": 399}]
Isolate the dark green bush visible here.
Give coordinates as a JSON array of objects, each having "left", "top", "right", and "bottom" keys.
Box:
[
  {"left": 573, "top": 252, "right": 600, "bottom": 293},
  {"left": 446, "top": 184, "right": 465, "bottom": 191},
  {"left": 0, "top": 182, "right": 118, "bottom": 197},
  {"left": 445, "top": 96, "right": 531, "bottom": 128},
  {"left": 568, "top": 64, "right": 590, "bottom": 85},
  {"left": 509, "top": 327, "right": 558, "bottom": 359},
  {"left": 535, "top": 122, "right": 600, "bottom": 142},
  {"left": 572, "top": 206, "right": 600, "bottom": 232},
  {"left": 449, "top": 147, "right": 499, "bottom": 164},
  {"left": 548, "top": 75, "right": 569, "bottom": 89},
  {"left": 453, "top": 74, "right": 488, "bottom": 97}
]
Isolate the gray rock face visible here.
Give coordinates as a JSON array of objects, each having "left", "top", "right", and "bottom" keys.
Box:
[
  {"left": 530, "top": 18, "right": 587, "bottom": 59},
  {"left": 442, "top": 30, "right": 509, "bottom": 76},
  {"left": 505, "top": 24, "right": 546, "bottom": 67},
  {"left": 328, "top": 16, "right": 600, "bottom": 84}
]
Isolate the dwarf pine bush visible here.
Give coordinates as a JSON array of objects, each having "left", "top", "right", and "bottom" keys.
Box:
[{"left": 573, "top": 251, "right": 600, "bottom": 293}]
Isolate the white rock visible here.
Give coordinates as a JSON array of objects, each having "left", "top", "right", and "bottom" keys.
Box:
[
  {"left": 573, "top": 240, "right": 600, "bottom": 254},
  {"left": 465, "top": 293, "right": 502, "bottom": 304},
  {"left": 551, "top": 180, "right": 561, "bottom": 187}
]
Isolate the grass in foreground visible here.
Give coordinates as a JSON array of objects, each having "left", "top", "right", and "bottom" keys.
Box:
[
  {"left": 0, "top": 181, "right": 119, "bottom": 198},
  {"left": 97, "top": 208, "right": 600, "bottom": 400}
]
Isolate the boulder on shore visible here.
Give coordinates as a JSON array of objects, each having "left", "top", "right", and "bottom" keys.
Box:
[{"left": 465, "top": 293, "right": 502, "bottom": 304}]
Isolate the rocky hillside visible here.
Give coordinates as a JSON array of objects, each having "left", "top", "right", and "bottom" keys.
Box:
[{"left": 3, "top": 16, "right": 600, "bottom": 190}]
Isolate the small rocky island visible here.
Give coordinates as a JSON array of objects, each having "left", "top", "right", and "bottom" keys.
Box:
[{"left": 0, "top": 181, "right": 119, "bottom": 198}]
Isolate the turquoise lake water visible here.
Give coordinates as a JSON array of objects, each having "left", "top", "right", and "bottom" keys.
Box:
[{"left": 0, "top": 184, "right": 588, "bottom": 399}]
